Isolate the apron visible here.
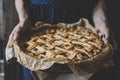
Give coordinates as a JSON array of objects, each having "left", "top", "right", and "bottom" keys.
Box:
[
  {"left": 30, "top": 0, "right": 99, "bottom": 24},
  {"left": 29, "top": 0, "right": 99, "bottom": 80}
]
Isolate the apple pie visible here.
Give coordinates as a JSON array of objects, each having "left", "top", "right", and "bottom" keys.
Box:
[
  {"left": 19, "top": 25, "right": 104, "bottom": 63},
  {"left": 14, "top": 18, "right": 113, "bottom": 72}
]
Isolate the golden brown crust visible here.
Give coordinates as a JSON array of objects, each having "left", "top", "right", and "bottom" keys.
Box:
[
  {"left": 14, "top": 18, "right": 113, "bottom": 72},
  {"left": 20, "top": 27, "right": 104, "bottom": 62}
]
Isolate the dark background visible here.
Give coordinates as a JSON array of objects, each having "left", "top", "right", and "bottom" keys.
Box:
[{"left": 1, "top": 0, "right": 120, "bottom": 80}]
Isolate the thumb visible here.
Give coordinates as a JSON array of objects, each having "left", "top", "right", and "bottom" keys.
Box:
[
  {"left": 8, "top": 36, "right": 15, "bottom": 47},
  {"left": 99, "top": 33, "right": 108, "bottom": 44},
  {"left": 103, "top": 38, "right": 108, "bottom": 44}
]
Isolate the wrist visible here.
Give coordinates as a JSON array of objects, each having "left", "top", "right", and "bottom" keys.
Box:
[
  {"left": 19, "top": 17, "right": 28, "bottom": 22},
  {"left": 19, "top": 18, "right": 31, "bottom": 29},
  {"left": 18, "top": 20, "right": 28, "bottom": 28},
  {"left": 19, "top": 14, "right": 29, "bottom": 22}
]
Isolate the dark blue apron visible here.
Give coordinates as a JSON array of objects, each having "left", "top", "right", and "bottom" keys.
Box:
[{"left": 17, "top": 0, "right": 98, "bottom": 80}]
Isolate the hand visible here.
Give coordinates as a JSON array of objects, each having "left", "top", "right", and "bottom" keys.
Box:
[
  {"left": 9, "top": 20, "right": 30, "bottom": 40},
  {"left": 95, "top": 26, "right": 109, "bottom": 44},
  {"left": 95, "top": 26, "right": 118, "bottom": 51}
]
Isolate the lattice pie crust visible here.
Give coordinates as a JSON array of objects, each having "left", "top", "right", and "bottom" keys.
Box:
[{"left": 19, "top": 26, "right": 104, "bottom": 63}]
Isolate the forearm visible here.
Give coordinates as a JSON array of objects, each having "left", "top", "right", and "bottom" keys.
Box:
[
  {"left": 15, "top": 0, "right": 30, "bottom": 22},
  {"left": 93, "top": 0, "right": 109, "bottom": 30},
  {"left": 93, "top": 0, "right": 110, "bottom": 43}
]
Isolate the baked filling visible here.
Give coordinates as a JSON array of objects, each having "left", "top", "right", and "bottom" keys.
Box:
[{"left": 20, "top": 27, "right": 104, "bottom": 62}]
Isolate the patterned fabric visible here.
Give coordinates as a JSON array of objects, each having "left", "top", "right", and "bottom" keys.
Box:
[
  {"left": 31, "top": 0, "right": 65, "bottom": 24},
  {"left": 16, "top": 63, "right": 34, "bottom": 80},
  {"left": 30, "top": 0, "right": 99, "bottom": 24},
  {"left": 23, "top": 67, "right": 34, "bottom": 80},
  {"left": 16, "top": 63, "right": 23, "bottom": 80}
]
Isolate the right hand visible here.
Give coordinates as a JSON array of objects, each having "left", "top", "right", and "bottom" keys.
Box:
[{"left": 9, "top": 20, "right": 31, "bottom": 40}]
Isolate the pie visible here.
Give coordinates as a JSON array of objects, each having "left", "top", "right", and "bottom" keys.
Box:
[
  {"left": 19, "top": 25, "right": 104, "bottom": 63},
  {"left": 13, "top": 18, "right": 113, "bottom": 73}
]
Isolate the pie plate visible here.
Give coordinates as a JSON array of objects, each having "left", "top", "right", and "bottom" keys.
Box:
[{"left": 13, "top": 18, "right": 113, "bottom": 74}]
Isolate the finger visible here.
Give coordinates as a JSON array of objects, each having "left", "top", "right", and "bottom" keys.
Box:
[
  {"left": 104, "top": 32, "right": 109, "bottom": 44},
  {"left": 13, "top": 33, "right": 18, "bottom": 40},
  {"left": 104, "top": 36, "right": 109, "bottom": 44},
  {"left": 8, "top": 33, "right": 15, "bottom": 47},
  {"left": 10, "top": 25, "right": 24, "bottom": 40},
  {"left": 98, "top": 33, "right": 107, "bottom": 44},
  {"left": 103, "top": 38, "right": 108, "bottom": 44},
  {"left": 9, "top": 33, "right": 14, "bottom": 40},
  {"left": 13, "top": 29, "right": 19, "bottom": 40},
  {"left": 13, "top": 27, "right": 20, "bottom": 39},
  {"left": 10, "top": 29, "right": 17, "bottom": 39},
  {"left": 9, "top": 30, "right": 15, "bottom": 40},
  {"left": 9, "top": 26, "right": 18, "bottom": 38},
  {"left": 103, "top": 35, "right": 109, "bottom": 44}
]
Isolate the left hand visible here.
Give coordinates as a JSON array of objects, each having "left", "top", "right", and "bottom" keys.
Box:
[
  {"left": 95, "top": 26, "right": 118, "bottom": 52},
  {"left": 95, "top": 26, "right": 109, "bottom": 44}
]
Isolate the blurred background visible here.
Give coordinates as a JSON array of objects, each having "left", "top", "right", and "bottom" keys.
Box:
[
  {"left": 0, "top": 0, "right": 119, "bottom": 80},
  {"left": 0, "top": 0, "right": 4, "bottom": 80},
  {"left": 0, "top": 0, "right": 18, "bottom": 80}
]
